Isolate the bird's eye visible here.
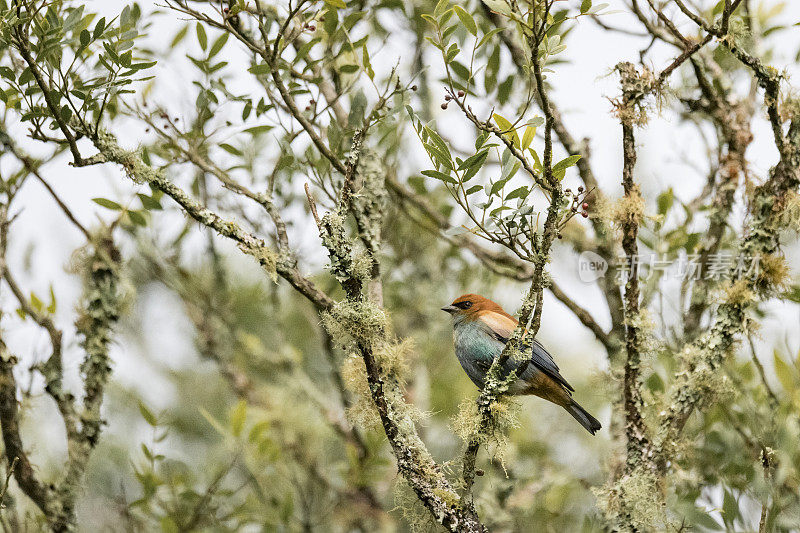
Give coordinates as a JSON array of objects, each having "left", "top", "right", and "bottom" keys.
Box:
[{"left": 457, "top": 301, "right": 473, "bottom": 309}]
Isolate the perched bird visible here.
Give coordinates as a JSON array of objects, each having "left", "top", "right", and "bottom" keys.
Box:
[{"left": 442, "top": 294, "right": 602, "bottom": 435}]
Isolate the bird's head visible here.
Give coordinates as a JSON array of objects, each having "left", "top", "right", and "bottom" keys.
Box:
[{"left": 441, "top": 294, "right": 509, "bottom": 323}]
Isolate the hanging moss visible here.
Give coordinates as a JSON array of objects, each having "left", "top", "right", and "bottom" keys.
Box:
[
  {"left": 452, "top": 396, "right": 520, "bottom": 466},
  {"left": 321, "top": 299, "right": 388, "bottom": 347},
  {"left": 595, "top": 467, "right": 667, "bottom": 532},
  {"left": 610, "top": 186, "right": 646, "bottom": 228}
]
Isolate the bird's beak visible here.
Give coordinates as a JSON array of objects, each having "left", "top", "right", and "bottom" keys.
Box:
[{"left": 441, "top": 305, "right": 457, "bottom": 314}]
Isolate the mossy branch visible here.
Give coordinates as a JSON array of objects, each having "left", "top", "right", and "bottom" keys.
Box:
[{"left": 305, "top": 135, "right": 488, "bottom": 531}]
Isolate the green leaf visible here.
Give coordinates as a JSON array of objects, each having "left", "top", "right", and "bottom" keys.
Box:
[
  {"left": 196, "top": 23, "right": 207, "bottom": 51},
  {"left": 497, "top": 75, "right": 514, "bottom": 105},
  {"left": 424, "top": 127, "right": 452, "bottom": 161},
  {"left": 244, "top": 125, "right": 273, "bottom": 135},
  {"left": 657, "top": 188, "right": 675, "bottom": 215},
  {"left": 580, "top": 0, "right": 592, "bottom": 13},
  {"left": 160, "top": 517, "right": 180, "bottom": 533},
  {"left": 231, "top": 399, "right": 247, "bottom": 437},
  {"left": 454, "top": 6, "right": 477, "bottom": 36},
  {"left": 552, "top": 154, "right": 582, "bottom": 173},
  {"left": 138, "top": 401, "right": 158, "bottom": 426},
  {"left": 489, "top": 176, "right": 512, "bottom": 196},
  {"left": 30, "top": 292, "right": 43, "bottom": 312},
  {"left": 362, "top": 44, "right": 374, "bottom": 80},
  {"left": 493, "top": 113, "right": 520, "bottom": 148},
  {"left": 462, "top": 151, "right": 488, "bottom": 182},
  {"left": 324, "top": 7, "right": 338, "bottom": 34},
  {"left": 248, "top": 63, "right": 270, "bottom": 76},
  {"left": 47, "top": 285, "right": 56, "bottom": 314},
  {"left": 79, "top": 29, "right": 91, "bottom": 47},
  {"left": 529, "top": 148, "right": 542, "bottom": 171},
  {"left": 127, "top": 210, "right": 147, "bottom": 226},
  {"left": 587, "top": 2, "right": 609, "bottom": 14},
  {"left": 128, "top": 61, "right": 157, "bottom": 71},
  {"left": 137, "top": 194, "right": 162, "bottom": 211},
  {"left": 208, "top": 33, "right": 228, "bottom": 58},
  {"left": 493, "top": 114, "right": 512, "bottom": 130},
  {"left": 170, "top": 25, "right": 188, "bottom": 48},
  {"left": 476, "top": 28, "right": 503, "bottom": 49},
  {"left": 424, "top": 143, "right": 453, "bottom": 170},
  {"left": 465, "top": 185, "right": 483, "bottom": 195},
  {"left": 219, "top": 143, "right": 243, "bottom": 156},
  {"left": 505, "top": 186, "right": 529, "bottom": 201},
  {"left": 421, "top": 169, "right": 457, "bottom": 184},
  {"left": 324, "top": 0, "right": 346, "bottom": 8},
  {"left": 93, "top": 17, "right": 106, "bottom": 39},
  {"left": 774, "top": 351, "right": 795, "bottom": 392},
  {"left": 433, "top": 0, "right": 450, "bottom": 18},
  {"left": 521, "top": 125, "right": 536, "bottom": 150},
  {"left": 92, "top": 198, "right": 123, "bottom": 210}
]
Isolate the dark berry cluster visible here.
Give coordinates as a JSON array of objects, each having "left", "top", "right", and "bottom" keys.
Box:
[
  {"left": 566, "top": 185, "right": 589, "bottom": 218},
  {"left": 441, "top": 89, "right": 465, "bottom": 109}
]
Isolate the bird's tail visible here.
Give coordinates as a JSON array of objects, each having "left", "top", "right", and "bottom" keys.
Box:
[{"left": 564, "top": 400, "right": 602, "bottom": 435}]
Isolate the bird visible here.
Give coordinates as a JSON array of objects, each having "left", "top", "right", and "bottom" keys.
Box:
[{"left": 441, "top": 294, "right": 602, "bottom": 435}]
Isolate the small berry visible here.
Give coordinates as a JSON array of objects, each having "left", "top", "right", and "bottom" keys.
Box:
[
  {"left": 582, "top": 212, "right": 588, "bottom": 218},
  {"left": 444, "top": 94, "right": 452, "bottom": 101},
  {"left": 557, "top": 233, "right": 563, "bottom": 239},
  {"left": 577, "top": 186, "right": 584, "bottom": 192},
  {"left": 308, "top": 25, "right": 316, "bottom": 31},
  {"left": 145, "top": 128, "right": 150, "bottom": 132},
  {"left": 565, "top": 188, "right": 571, "bottom": 194},
  {"left": 476, "top": 469, "right": 485, "bottom": 476},
  {"left": 582, "top": 202, "right": 589, "bottom": 209},
  {"left": 411, "top": 85, "right": 418, "bottom": 91},
  {"left": 305, "top": 105, "right": 311, "bottom": 111},
  {"left": 457, "top": 90, "right": 465, "bottom": 97},
  {"left": 441, "top": 103, "right": 448, "bottom": 109}
]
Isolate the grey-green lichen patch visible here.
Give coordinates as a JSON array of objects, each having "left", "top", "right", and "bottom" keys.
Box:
[
  {"left": 75, "top": 235, "right": 122, "bottom": 447},
  {"left": 48, "top": 233, "right": 124, "bottom": 529},
  {"left": 351, "top": 148, "right": 389, "bottom": 249},
  {"left": 753, "top": 253, "right": 790, "bottom": 295},
  {"left": 625, "top": 309, "right": 659, "bottom": 361},
  {"left": 614, "top": 62, "right": 657, "bottom": 127},
  {"left": 375, "top": 337, "right": 416, "bottom": 381},
  {"left": 595, "top": 466, "right": 666, "bottom": 532},
  {"left": 340, "top": 353, "right": 382, "bottom": 429},
  {"left": 322, "top": 299, "right": 388, "bottom": 347},
  {"left": 452, "top": 396, "right": 520, "bottom": 465},
  {"left": 610, "top": 186, "right": 646, "bottom": 228},
  {"left": 394, "top": 479, "right": 442, "bottom": 533},
  {"left": 778, "top": 191, "right": 800, "bottom": 232}
]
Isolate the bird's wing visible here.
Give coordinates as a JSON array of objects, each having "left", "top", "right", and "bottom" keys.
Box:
[{"left": 477, "top": 310, "right": 574, "bottom": 392}]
